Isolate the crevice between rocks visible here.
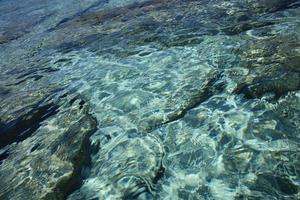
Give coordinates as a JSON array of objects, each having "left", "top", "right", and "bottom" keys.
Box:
[
  {"left": 161, "top": 71, "right": 224, "bottom": 126},
  {"left": 0, "top": 102, "right": 59, "bottom": 149},
  {"left": 44, "top": 113, "right": 98, "bottom": 200},
  {"left": 234, "top": 72, "right": 300, "bottom": 99}
]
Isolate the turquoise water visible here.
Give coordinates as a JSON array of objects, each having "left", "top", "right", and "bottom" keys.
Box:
[{"left": 0, "top": 0, "right": 300, "bottom": 199}]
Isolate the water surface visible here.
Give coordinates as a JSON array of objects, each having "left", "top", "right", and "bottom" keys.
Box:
[{"left": 0, "top": 0, "right": 300, "bottom": 199}]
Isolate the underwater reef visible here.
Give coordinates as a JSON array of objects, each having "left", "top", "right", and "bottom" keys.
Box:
[{"left": 0, "top": 0, "right": 300, "bottom": 199}]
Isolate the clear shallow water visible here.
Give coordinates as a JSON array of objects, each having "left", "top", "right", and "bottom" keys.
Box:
[{"left": 0, "top": 0, "right": 300, "bottom": 199}]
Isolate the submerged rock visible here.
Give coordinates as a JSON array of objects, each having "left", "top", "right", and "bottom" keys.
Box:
[
  {"left": 246, "top": 0, "right": 299, "bottom": 12},
  {"left": 232, "top": 25, "right": 300, "bottom": 98},
  {"left": 0, "top": 0, "right": 300, "bottom": 199},
  {"left": 0, "top": 98, "right": 97, "bottom": 200},
  {"left": 67, "top": 132, "right": 164, "bottom": 200}
]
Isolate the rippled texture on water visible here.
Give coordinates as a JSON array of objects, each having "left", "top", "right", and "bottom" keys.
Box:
[{"left": 0, "top": 0, "right": 300, "bottom": 199}]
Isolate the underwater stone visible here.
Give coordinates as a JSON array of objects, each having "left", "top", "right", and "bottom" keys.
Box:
[
  {"left": 246, "top": 0, "right": 299, "bottom": 12},
  {"left": 67, "top": 133, "right": 164, "bottom": 200},
  {"left": 0, "top": 0, "right": 300, "bottom": 199},
  {"left": 0, "top": 103, "right": 59, "bottom": 149},
  {"left": 233, "top": 32, "right": 300, "bottom": 98},
  {"left": 0, "top": 99, "right": 97, "bottom": 200}
]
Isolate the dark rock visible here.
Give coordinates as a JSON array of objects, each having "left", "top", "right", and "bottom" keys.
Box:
[
  {"left": 246, "top": 0, "right": 299, "bottom": 12},
  {"left": 233, "top": 33, "right": 300, "bottom": 98},
  {"left": 0, "top": 102, "right": 59, "bottom": 148},
  {"left": 250, "top": 173, "right": 298, "bottom": 196},
  {"left": 0, "top": 99, "right": 97, "bottom": 200}
]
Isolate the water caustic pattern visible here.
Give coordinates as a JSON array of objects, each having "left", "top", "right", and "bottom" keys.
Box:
[{"left": 0, "top": 0, "right": 300, "bottom": 199}]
